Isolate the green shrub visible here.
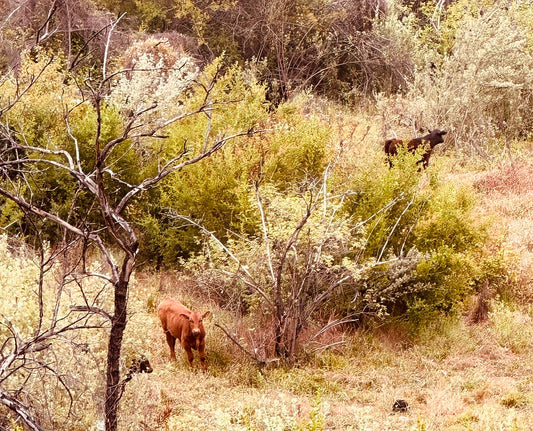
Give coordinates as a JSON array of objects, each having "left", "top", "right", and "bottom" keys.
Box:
[
  {"left": 135, "top": 71, "right": 337, "bottom": 266},
  {"left": 337, "top": 152, "right": 490, "bottom": 326},
  {"left": 414, "top": 182, "right": 486, "bottom": 252},
  {"left": 126, "top": 58, "right": 269, "bottom": 264},
  {"left": 341, "top": 148, "right": 423, "bottom": 260},
  {"left": 405, "top": 247, "right": 478, "bottom": 323},
  {"left": 263, "top": 114, "right": 332, "bottom": 189}
]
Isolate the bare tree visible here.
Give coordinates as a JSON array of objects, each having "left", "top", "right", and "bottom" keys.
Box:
[
  {"left": 1, "top": 0, "right": 114, "bottom": 70},
  {"left": 204, "top": 0, "right": 392, "bottom": 101},
  {"left": 0, "top": 233, "right": 102, "bottom": 431},
  {"left": 0, "top": 17, "right": 257, "bottom": 431}
]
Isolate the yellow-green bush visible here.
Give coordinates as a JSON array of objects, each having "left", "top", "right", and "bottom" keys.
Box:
[
  {"left": 334, "top": 151, "right": 493, "bottom": 326},
  {"left": 136, "top": 73, "right": 335, "bottom": 266},
  {"left": 489, "top": 301, "right": 533, "bottom": 353},
  {"left": 0, "top": 236, "right": 106, "bottom": 429}
]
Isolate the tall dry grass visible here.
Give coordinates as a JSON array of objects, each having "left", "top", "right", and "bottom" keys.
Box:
[{"left": 471, "top": 160, "right": 533, "bottom": 304}]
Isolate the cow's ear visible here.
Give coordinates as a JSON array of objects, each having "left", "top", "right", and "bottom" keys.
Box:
[
  {"left": 202, "top": 311, "right": 211, "bottom": 319},
  {"left": 179, "top": 312, "right": 190, "bottom": 319},
  {"left": 440, "top": 131, "right": 447, "bottom": 135}
]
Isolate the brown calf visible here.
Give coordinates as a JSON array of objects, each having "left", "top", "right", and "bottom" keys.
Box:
[
  {"left": 385, "top": 129, "right": 447, "bottom": 169},
  {"left": 158, "top": 297, "right": 210, "bottom": 371}
]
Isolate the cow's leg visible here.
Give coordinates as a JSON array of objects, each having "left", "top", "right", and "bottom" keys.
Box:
[
  {"left": 165, "top": 331, "right": 177, "bottom": 361},
  {"left": 183, "top": 344, "right": 194, "bottom": 368},
  {"left": 198, "top": 342, "right": 207, "bottom": 372},
  {"left": 416, "top": 154, "right": 429, "bottom": 171},
  {"left": 421, "top": 152, "right": 431, "bottom": 168}
]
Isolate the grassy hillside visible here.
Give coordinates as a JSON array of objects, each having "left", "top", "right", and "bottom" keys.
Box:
[
  {"left": 1, "top": 0, "right": 533, "bottom": 429},
  {"left": 113, "top": 154, "right": 533, "bottom": 430},
  {"left": 1, "top": 109, "right": 532, "bottom": 430},
  {"left": 114, "top": 156, "right": 533, "bottom": 431},
  {"left": 120, "top": 318, "right": 533, "bottom": 430}
]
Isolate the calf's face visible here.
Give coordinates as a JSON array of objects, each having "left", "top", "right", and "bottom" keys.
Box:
[{"left": 180, "top": 311, "right": 211, "bottom": 335}]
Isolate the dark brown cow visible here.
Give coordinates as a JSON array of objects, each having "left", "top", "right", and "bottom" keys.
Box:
[
  {"left": 384, "top": 129, "right": 447, "bottom": 169},
  {"left": 158, "top": 297, "right": 210, "bottom": 371}
]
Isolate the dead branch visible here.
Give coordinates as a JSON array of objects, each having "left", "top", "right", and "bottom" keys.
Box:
[
  {"left": 168, "top": 213, "right": 272, "bottom": 305},
  {"left": 214, "top": 323, "right": 278, "bottom": 367},
  {"left": 0, "top": 56, "right": 55, "bottom": 118},
  {"left": 0, "top": 392, "right": 44, "bottom": 431},
  {"left": 70, "top": 305, "right": 112, "bottom": 321},
  {"left": 35, "top": 0, "right": 58, "bottom": 45},
  {"left": 115, "top": 128, "right": 263, "bottom": 214}
]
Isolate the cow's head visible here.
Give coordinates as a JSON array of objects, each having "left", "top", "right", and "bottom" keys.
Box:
[
  {"left": 180, "top": 310, "right": 211, "bottom": 336},
  {"left": 426, "top": 129, "right": 447, "bottom": 147}
]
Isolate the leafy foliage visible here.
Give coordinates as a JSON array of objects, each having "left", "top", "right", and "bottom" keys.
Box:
[
  {"left": 0, "top": 236, "right": 105, "bottom": 429},
  {"left": 331, "top": 149, "right": 490, "bottom": 326},
  {"left": 133, "top": 58, "right": 270, "bottom": 264}
]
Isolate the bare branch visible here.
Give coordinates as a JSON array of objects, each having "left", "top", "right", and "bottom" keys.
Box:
[
  {"left": 69, "top": 17, "right": 121, "bottom": 70},
  {"left": 377, "top": 190, "right": 418, "bottom": 262},
  {"left": 254, "top": 184, "right": 276, "bottom": 285},
  {"left": 99, "top": 103, "right": 159, "bottom": 163},
  {"left": 102, "top": 14, "right": 126, "bottom": 80},
  {"left": 1, "top": 145, "right": 98, "bottom": 193},
  {"left": 115, "top": 128, "right": 262, "bottom": 214},
  {"left": 310, "top": 315, "right": 359, "bottom": 341},
  {"left": 35, "top": 0, "right": 58, "bottom": 45},
  {"left": 0, "top": 187, "right": 86, "bottom": 237},
  {"left": 0, "top": 56, "right": 55, "bottom": 118},
  {"left": 169, "top": 213, "right": 272, "bottom": 305},
  {"left": 1, "top": 1, "right": 31, "bottom": 30},
  {"left": 0, "top": 392, "right": 44, "bottom": 431},
  {"left": 70, "top": 305, "right": 112, "bottom": 321},
  {"left": 214, "top": 323, "right": 278, "bottom": 367},
  {"left": 308, "top": 340, "right": 346, "bottom": 354}
]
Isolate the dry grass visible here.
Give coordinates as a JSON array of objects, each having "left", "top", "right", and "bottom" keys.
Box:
[
  {"left": 441, "top": 156, "right": 533, "bottom": 303},
  {"left": 117, "top": 308, "right": 533, "bottom": 430},
  {"left": 117, "top": 273, "right": 533, "bottom": 430},
  {"left": 470, "top": 160, "right": 533, "bottom": 303}
]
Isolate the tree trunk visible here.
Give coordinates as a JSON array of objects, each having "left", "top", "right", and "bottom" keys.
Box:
[
  {"left": 104, "top": 277, "right": 128, "bottom": 431},
  {"left": 274, "top": 304, "right": 287, "bottom": 358},
  {"left": 274, "top": 317, "right": 284, "bottom": 358}
]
